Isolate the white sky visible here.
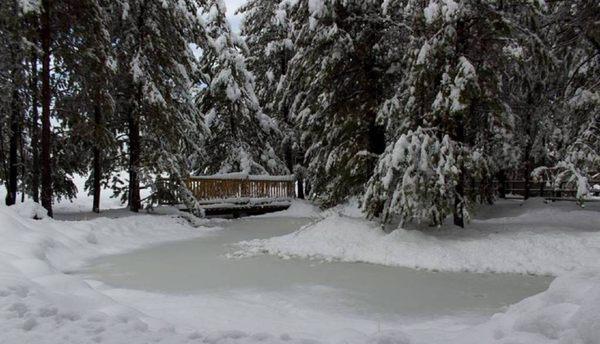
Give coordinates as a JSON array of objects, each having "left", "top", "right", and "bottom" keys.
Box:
[{"left": 224, "top": 0, "right": 246, "bottom": 33}]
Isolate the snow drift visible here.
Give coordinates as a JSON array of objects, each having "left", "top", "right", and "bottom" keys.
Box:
[
  {"left": 0, "top": 203, "right": 209, "bottom": 343},
  {"left": 236, "top": 199, "right": 600, "bottom": 276}
]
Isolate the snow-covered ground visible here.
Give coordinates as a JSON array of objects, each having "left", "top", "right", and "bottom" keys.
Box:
[
  {"left": 1, "top": 193, "right": 599, "bottom": 344},
  {"left": 0, "top": 202, "right": 214, "bottom": 343}
]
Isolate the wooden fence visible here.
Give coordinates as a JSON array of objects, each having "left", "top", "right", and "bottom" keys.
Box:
[{"left": 465, "top": 178, "right": 600, "bottom": 199}]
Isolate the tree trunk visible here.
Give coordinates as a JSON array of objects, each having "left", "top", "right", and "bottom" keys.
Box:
[
  {"left": 40, "top": 0, "right": 53, "bottom": 217},
  {"left": 297, "top": 178, "right": 305, "bottom": 199},
  {"left": 30, "top": 44, "right": 40, "bottom": 203},
  {"left": 128, "top": 111, "right": 141, "bottom": 212},
  {"left": 498, "top": 170, "right": 507, "bottom": 199},
  {"left": 6, "top": 1, "right": 20, "bottom": 206},
  {"left": 127, "top": 3, "right": 146, "bottom": 213},
  {"left": 92, "top": 105, "right": 102, "bottom": 213},
  {"left": 523, "top": 159, "right": 531, "bottom": 199},
  {"left": 453, "top": 119, "right": 465, "bottom": 228},
  {"left": 453, "top": 174, "right": 465, "bottom": 228},
  {"left": 6, "top": 87, "right": 19, "bottom": 206},
  {"left": 523, "top": 97, "right": 533, "bottom": 200}
]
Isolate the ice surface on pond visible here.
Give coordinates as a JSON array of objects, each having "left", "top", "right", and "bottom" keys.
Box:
[{"left": 79, "top": 217, "right": 551, "bottom": 325}]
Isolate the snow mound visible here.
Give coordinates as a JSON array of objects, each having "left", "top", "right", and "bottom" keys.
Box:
[
  {"left": 236, "top": 200, "right": 600, "bottom": 276},
  {"left": 458, "top": 269, "right": 600, "bottom": 344}
]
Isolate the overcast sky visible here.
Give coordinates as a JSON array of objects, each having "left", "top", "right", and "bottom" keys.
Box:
[{"left": 224, "top": 0, "right": 245, "bottom": 33}]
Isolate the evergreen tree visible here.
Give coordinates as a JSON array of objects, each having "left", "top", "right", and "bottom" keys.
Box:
[
  {"left": 196, "top": 0, "right": 287, "bottom": 175},
  {"left": 238, "top": 0, "right": 294, "bottom": 116},
  {"left": 53, "top": 0, "right": 116, "bottom": 212},
  {"left": 501, "top": 2, "right": 556, "bottom": 199},
  {"left": 365, "top": 0, "right": 520, "bottom": 226},
  {"left": 533, "top": 0, "right": 600, "bottom": 200},
  {"left": 283, "top": 0, "right": 393, "bottom": 206},
  {"left": 0, "top": 0, "right": 29, "bottom": 206},
  {"left": 238, "top": 0, "right": 305, "bottom": 194},
  {"left": 110, "top": 0, "right": 209, "bottom": 212}
]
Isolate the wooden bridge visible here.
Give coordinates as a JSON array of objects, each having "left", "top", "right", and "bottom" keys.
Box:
[{"left": 156, "top": 174, "right": 296, "bottom": 216}]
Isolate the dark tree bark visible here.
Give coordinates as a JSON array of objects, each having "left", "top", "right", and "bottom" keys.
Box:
[
  {"left": 128, "top": 111, "right": 141, "bottom": 212},
  {"left": 92, "top": 105, "right": 102, "bottom": 213},
  {"left": 498, "top": 170, "right": 507, "bottom": 199},
  {"left": 30, "top": 44, "right": 40, "bottom": 203},
  {"left": 297, "top": 178, "right": 305, "bottom": 199},
  {"left": 522, "top": 92, "right": 534, "bottom": 200},
  {"left": 40, "top": 0, "right": 53, "bottom": 217},
  {"left": 127, "top": 3, "right": 146, "bottom": 213},
  {"left": 6, "top": 87, "right": 20, "bottom": 206},
  {"left": 6, "top": 1, "right": 20, "bottom": 206},
  {"left": 453, "top": 172, "right": 465, "bottom": 227}
]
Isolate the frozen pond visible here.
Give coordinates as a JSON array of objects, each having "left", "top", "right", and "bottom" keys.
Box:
[{"left": 78, "top": 217, "right": 552, "bottom": 334}]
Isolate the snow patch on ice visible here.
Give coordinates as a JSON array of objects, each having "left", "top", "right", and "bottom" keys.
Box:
[{"left": 252, "top": 199, "right": 321, "bottom": 218}]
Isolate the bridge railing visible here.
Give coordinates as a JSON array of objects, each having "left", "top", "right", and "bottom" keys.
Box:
[
  {"left": 186, "top": 174, "right": 295, "bottom": 202},
  {"left": 156, "top": 174, "right": 296, "bottom": 205}
]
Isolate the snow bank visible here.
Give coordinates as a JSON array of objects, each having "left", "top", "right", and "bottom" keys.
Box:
[
  {"left": 454, "top": 269, "right": 600, "bottom": 344},
  {"left": 0, "top": 203, "right": 216, "bottom": 343},
  {"left": 236, "top": 200, "right": 600, "bottom": 276}
]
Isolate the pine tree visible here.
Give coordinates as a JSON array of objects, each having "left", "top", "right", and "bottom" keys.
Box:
[
  {"left": 501, "top": 2, "right": 556, "bottom": 199},
  {"left": 0, "top": 0, "right": 29, "bottom": 206},
  {"left": 282, "top": 0, "right": 394, "bottom": 206},
  {"left": 365, "top": 0, "right": 520, "bottom": 227},
  {"left": 533, "top": 0, "right": 600, "bottom": 200},
  {"left": 196, "top": 0, "right": 287, "bottom": 175},
  {"left": 238, "top": 0, "right": 294, "bottom": 116},
  {"left": 52, "top": 0, "right": 116, "bottom": 213},
  {"left": 238, "top": 0, "right": 306, "bottom": 193},
  {"left": 112, "top": 0, "right": 208, "bottom": 212}
]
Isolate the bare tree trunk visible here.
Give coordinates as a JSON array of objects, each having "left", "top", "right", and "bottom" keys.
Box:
[
  {"left": 30, "top": 43, "right": 40, "bottom": 203},
  {"left": 297, "top": 178, "right": 305, "bottom": 199},
  {"left": 128, "top": 111, "right": 141, "bottom": 212},
  {"left": 523, "top": 95, "right": 533, "bottom": 200},
  {"left": 40, "top": 0, "right": 53, "bottom": 217},
  {"left": 498, "top": 170, "right": 507, "bottom": 199},
  {"left": 127, "top": 3, "right": 145, "bottom": 213},
  {"left": 6, "top": 88, "right": 19, "bottom": 206},
  {"left": 6, "top": 1, "right": 20, "bottom": 206},
  {"left": 453, "top": 172, "right": 465, "bottom": 228},
  {"left": 523, "top": 157, "right": 531, "bottom": 199},
  {"left": 92, "top": 105, "right": 102, "bottom": 213}
]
